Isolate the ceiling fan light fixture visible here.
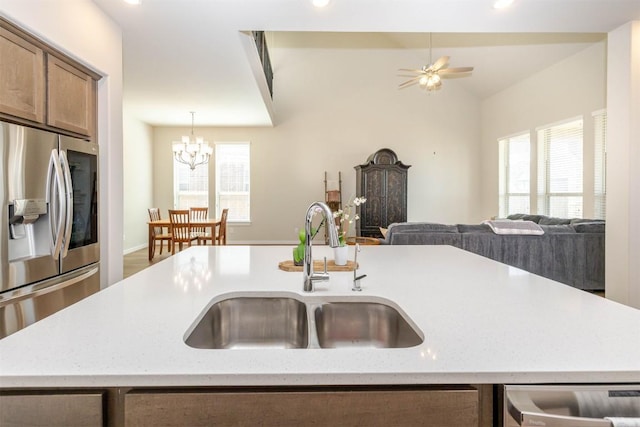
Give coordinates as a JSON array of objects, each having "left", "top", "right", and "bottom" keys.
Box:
[
  {"left": 425, "top": 74, "right": 442, "bottom": 91},
  {"left": 398, "top": 32, "right": 473, "bottom": 92},
  {"left": 312, "top": 0, "right": 331, "bottom": 7}
]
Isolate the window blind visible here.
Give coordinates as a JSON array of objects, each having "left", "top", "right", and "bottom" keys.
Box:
[
  {"left": 174, "top": 160, "right": 208, "bottom": 209},
  {"left": 498, "top": 132, "right": 530, "bottom": 218},
  {"left": 537, "top": 118, "right": 583, "bottom": 218},
  {"left": 593, "top": 110, "right": 607, "bottom": 219},
  {"left": 215, "top": 143, "right": 251, "bottom": 221}
]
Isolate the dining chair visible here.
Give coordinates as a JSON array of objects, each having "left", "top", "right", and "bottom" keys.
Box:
[
  {"left": 197, "top": 208, "right": 228, "bottom": 246},
  {"left": 216, "top": 208, "right": 229, "bottom": 245},
  {"left": 168, "top": 209, "right": 198, "bottom": 254},
  {"left": 148, "top": 208, "right": 172, "bottom": 257},
  {"left": 190, "top": 207, "right": 208, "bottom": 243}
]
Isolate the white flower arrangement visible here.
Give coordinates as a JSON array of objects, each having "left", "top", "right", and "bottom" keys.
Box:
[{"left": 333, "top": 196, "right": 367, "bottom": 245}]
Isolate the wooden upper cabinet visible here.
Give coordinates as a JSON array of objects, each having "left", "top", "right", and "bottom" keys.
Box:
[
  {"left": 47, "top": 54, "right": 95, "bottom": 137},
  {"left": 0, "top": 26, "right": 45, "bottom": 122}
]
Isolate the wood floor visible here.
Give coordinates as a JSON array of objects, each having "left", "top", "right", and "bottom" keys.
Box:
[{"left": 123, "top": 245, "right": 172, "bottom": 279}]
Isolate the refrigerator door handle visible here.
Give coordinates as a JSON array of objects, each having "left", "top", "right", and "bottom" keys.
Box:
[
  {"left": 0, "top": 266, "right": 99, "bottom": 308},
  {"left": 59, "top": 150, "right": 74, "bottom": 258},
  {"left": 46, "top": 149, "right": 66, "bottom": 260}
]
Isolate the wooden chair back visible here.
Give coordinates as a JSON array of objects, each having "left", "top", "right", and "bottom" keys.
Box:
[
  {"left": 148, "top": 208, "right": 172, "bottom": 257},
  {"left": 148, "top": 208, "right": 162, "bottom": 236},
  {"left": 216, "top": 208, "right": 229, "bottom": 245},
  {"left": 168, "top": 209, "right": 197, "bottom": 254},
  {"left": 190, "top": 207, "right": 208, "bottom": 236}
]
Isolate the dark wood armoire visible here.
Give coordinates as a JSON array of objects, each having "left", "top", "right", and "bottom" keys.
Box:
[{"left": 355, "top": 149, "right": 410, "bottom": 238}]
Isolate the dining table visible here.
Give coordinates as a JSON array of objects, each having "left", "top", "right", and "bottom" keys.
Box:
[{"left": 147, "top": 218, "right": 221, "bottom": 261}]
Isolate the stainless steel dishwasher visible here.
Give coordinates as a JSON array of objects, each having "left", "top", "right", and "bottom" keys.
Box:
[{"left": 504, "top": 385, "right": 640, "bottom": 426}]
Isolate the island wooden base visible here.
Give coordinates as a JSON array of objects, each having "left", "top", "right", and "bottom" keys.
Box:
[{"left": 1, "top": 385, "right": 494, "bottom": 427}]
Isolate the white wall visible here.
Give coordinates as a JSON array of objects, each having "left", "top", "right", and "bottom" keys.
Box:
[
  {"left": 141, "top": 46, "right": 481, "bottom": 245},
  {"left": 606, "top": 21, "right": 640, "bottom": 308},
  {"left": 0, "top": 0, "right": 124, "bottom": 287},
  {"left": 480, "top": 42, "right": 607, "bottom": 219},
  {"left": 123, "top": 114, "right": 153, "bottom": 253}
]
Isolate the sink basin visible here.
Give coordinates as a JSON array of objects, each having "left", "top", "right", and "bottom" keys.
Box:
[
  {"left": 313, "top": 302, "right": 423, "bottom": 348},
  {"left": 185, "top": 294, "right": 423, "bottom": 350},
  {"left": 185, "top": 296, "right": 308, "bottom": 349}
]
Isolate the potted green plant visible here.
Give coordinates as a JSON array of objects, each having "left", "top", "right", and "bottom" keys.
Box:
[{"left": 292, "top": 222, "right": 323, "bottom": 266}]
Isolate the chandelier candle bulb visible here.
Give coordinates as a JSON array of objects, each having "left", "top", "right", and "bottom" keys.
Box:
[{"left": 173, "top": 111, "right": 212, "bottom": 170}]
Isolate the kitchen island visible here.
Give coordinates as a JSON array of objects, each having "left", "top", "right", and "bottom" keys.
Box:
[{"left": 1, "top": 245, "right": 639, "bottom": 426}]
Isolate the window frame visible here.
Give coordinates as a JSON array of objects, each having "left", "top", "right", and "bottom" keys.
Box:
[
  {"left": 498, "top": 131, "right": 531, "bottom": 218},
  {"left": 173, "top": 158, "right": 209, "bottom": 210},
  {"left": 214, "top": 141, "right": 251, "bottom": 223},
  {"left": 593, "top": 109, "right": 607, "bottom": 219},
  {"left": 536, "top": 117, "right": 584, "bottom": 218}
]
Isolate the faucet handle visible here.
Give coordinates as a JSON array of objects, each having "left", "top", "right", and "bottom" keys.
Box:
[
  {"left": 352, "top": 244, "right": 366, "bottom": 291},
  {"left": 323, "top": 257, "right": 328, "bottom": 274}
]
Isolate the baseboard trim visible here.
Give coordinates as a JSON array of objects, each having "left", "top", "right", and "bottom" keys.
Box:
[{"left": 123, "top": 243, "right": 148, "bottom": 255}]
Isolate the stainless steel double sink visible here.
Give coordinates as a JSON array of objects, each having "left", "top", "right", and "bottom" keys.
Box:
[{"left": 184, "top": 293, "right": 424, "bottom": 350}]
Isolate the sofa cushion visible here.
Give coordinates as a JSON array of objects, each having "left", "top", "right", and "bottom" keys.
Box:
[
  {"left": 570, "top": 218, "right": 605, "bottom": 225},
  {"left": 539, "top": 224, "right": 576, "bottom": 234},
  {"left": 572, "top": 222, "right": 605, "bottom": 233},
  {"left": 388, "top": 222, "right": 459, "bottom": 233},
  {"left": 538, "top": 216, "right": 572, "bottom": 225},
  {"left": 457, "top": 224, "right": 492, "bottom": 233},
  {"left": 506, "top": 214, "right": 546, "bottom": 223},
  {"left": 389, "top": 231, "right": 462, "bottom": 247}
]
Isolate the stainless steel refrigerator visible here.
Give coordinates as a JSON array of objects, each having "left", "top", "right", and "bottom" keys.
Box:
[{"left": 0, "top": 121, "right": 100, "bottom": 339}]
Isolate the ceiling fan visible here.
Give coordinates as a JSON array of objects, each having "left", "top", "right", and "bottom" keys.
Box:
[{"left": 398, "top": 33, "right": 474, "bottom": 92}]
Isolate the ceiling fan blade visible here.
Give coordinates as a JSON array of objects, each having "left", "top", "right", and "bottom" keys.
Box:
[
  {"left": 398, "top": 76, "right": 422, "bottom": 88},
  {"left": 439, "top": 66, "right": 474, "bottom": 75},
  {"left": 398, "top": 68, "right": 425, "bottom": 73},
  {"left": 431, "top": 56, "right": 450, "bottom": 71}
]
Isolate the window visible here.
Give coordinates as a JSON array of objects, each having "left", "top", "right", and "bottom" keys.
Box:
[
  {"left": 593, "top": 110, "right": 607, "bottom": 219},
  {"left": 537, "top": 118, "right": 583, "bottom": 218},
  {"left": 174, "top": 161, "right": 208, "bottom": 209},
  {"left": 498, "top": 132, "right": 530, "bottom": 218},
  {"left": 215, "top": 143, "right": 250, "bottom": 221}
]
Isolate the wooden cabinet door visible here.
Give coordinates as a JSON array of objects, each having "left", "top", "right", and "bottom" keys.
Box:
[
  {"left": 360, "top": 166, "right": 386, "bottom": 236},
  {"left": 125, "top": 387, "right": 479, "bottom": 427},
  {"left": 386, "top": 167, "right": 408, "bottom": 225},
  {"left": 0, "top": 26, "right": 45, "bottom": 122},
  {"left": 0, "top": 391, "right": 105, "bottom": 426},
  {"left": 47, "top": 54, "right": 95, "bottom": 137}
]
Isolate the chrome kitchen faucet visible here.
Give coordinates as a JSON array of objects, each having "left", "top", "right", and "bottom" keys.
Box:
[{"left": 303, "top": 201, "right": 340, "bottom": 292}]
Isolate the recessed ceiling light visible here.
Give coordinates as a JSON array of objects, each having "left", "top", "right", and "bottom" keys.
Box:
[
  {"left": 123, "top": 0, "right": 141, "bottom": 5},
  {"left": 312, "top": 0, "right": 331, "bottom": 8},
  {"left": 493, "top": 0, "right": 514, "bottom": 9}
]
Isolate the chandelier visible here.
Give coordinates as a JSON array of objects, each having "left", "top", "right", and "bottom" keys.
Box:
[{"left": 172, "top": 112, "right": 213, "bottom": 170}]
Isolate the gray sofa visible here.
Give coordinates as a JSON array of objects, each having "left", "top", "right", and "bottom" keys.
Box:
[{"left": 381, "top": 214, "right": 605, "bottom": 291}]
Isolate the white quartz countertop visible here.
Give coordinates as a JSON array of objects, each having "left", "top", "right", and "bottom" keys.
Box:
[{"left": 1, "top": 245, "right": 639, "bottom": 388}]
